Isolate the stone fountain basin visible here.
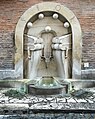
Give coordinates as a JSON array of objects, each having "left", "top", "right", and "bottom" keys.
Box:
[
  {"left": 28, "top": 76, "right": 66, "bottom": 95},
  {"left": 35, "top": 76, "right": 63, "bottom": 88}
]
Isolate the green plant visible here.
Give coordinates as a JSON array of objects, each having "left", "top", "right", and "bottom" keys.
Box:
[
  {"left": 3, "top": 89, "right": 26, "bottom": 99},
  {"left": 70, "top": 89, "right": 93, "bottom": 99}
]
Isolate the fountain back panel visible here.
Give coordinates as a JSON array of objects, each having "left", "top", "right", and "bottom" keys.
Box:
[{"left": 23, "top": 11, "right": 72, "bottom": 95}]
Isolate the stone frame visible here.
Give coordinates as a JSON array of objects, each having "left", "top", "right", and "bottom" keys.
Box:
[{"left": 15, "top": 2, "right": 82, "bottom": 79}]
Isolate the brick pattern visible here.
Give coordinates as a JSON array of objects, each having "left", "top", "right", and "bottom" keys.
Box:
[
  {"left": 56, "top": 0, "right": 95, "bottom": 69},
  {"left": 0, "top": 32, "right": 15, "bottom": 69},
  {"left": 0, "top": 0, "right": 95, "bottom": 71}
]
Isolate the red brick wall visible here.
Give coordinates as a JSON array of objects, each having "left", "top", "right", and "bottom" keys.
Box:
[
  {"left": 57, "top": 0, "right": 95, "bottom": 69},
  {"left": 0, "top": 0, "right": 95, "bottom": 72},
  {"left": 0, "top": 0, "right": 42, "bottom": 69}
]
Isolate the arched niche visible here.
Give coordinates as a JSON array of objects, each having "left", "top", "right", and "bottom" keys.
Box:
[{"left": 15, "top": 2, "right": 82, "bottom": 79}]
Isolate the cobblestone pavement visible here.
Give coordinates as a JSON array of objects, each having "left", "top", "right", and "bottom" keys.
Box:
[
  {"left": 0, "top": 87, "right": 95, "bottom": 117},
  {"left": 0, "top": 113, "right": 95, "bottom": 119},
  {"left": 0, "top": 88, "right": 95, "bottom": 109}
]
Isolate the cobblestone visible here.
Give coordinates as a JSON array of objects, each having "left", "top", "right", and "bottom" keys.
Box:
[
  {"left": 0, "top": 88, "right": 95, "bottom": 112},
  {"left": 0, "top": 113, "right": 95, "bottom": 119}
]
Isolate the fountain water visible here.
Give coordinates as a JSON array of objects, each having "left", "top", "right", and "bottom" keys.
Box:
[{"left": 28, "top": 76, "right": 67, "bottom": 95}]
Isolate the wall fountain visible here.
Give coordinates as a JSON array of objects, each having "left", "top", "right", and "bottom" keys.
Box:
[
  {"left": 23, "top": 12, "right": 72, "bottom": 95},
  {"left": 15, "top": 2, "right": 82, "bottom": 95}
]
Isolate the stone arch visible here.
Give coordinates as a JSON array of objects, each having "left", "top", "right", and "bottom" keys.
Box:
[{"left": 15, "top": 2, "right": 82, "bottom": 79}]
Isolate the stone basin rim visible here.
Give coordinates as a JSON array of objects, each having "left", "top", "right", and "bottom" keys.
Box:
[{"left": 29, "top": 85, "right": 64, "bottom": 89}]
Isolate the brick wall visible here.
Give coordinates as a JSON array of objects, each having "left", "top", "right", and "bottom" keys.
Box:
[
  {"left": 56, "top": 0, "right": 95, "bottom": 69},
  {"left": 0, "top": 0, "right": 95, "bottom": 78}
]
